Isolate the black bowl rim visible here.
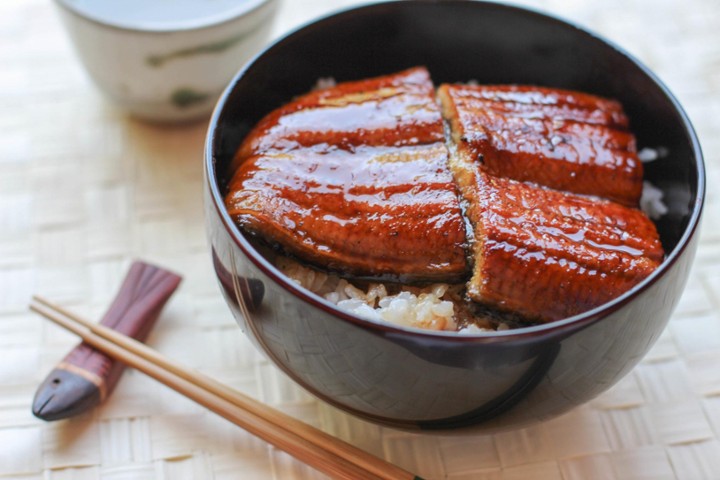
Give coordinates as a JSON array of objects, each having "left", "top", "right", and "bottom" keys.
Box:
[{"left": 205, "top": 0, "right": 706, "bottom": 343}]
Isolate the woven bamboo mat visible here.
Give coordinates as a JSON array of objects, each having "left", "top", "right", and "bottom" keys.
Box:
[{"left": 1, "top": 0, "right": 719, "bottom": 478}]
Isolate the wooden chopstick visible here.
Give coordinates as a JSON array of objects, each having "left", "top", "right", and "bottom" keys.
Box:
[
  {"left": 32, "top": 295, "right": 397, "bottom": 476},
  {"left": 30, "top": 296, "right": 422, "bottom": 480}
]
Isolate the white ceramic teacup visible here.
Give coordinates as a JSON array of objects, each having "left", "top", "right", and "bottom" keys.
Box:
[{"left": 55, "top": 0, "right": 279, "bottom": 122}]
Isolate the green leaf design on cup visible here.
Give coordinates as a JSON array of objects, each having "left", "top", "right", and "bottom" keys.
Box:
[
  {"left": 170, "top": 88, "right": 211, "bottom": 108},
  {"left": 147, "top": 31, "right": 250, "bottom": 67}
]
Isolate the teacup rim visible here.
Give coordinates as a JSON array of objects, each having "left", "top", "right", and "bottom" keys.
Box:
[{"left": 54, "top": 0, "right": 275, "bottom": 34}]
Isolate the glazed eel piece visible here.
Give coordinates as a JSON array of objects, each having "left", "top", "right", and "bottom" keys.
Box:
[
  {"left": 226, "top": 67, "right": 469, "bottom": 282},
  {"left": 436, "top": 82, "right": 661, "bottom": 321},
  {"left": 225, "top": 67, "right": 663, "bottom": 322},
  {"left": 437, "top": 84, "right": 643, "bottom": 207},
  {"left": 451, "top": 165, "right": 663, "bottom": 322}
]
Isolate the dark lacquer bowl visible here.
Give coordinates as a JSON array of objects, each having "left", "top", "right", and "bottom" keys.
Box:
[{"left": 204, "top": 0, "right": 704, "bottom": 431}]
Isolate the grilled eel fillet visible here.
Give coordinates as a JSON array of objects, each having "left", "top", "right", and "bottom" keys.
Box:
[
  {"left": 225, "top": 67, "right": 470, "bottom": 281},
  {"left": 452, "top": 166, "right": 663, "bottom": 322},
  {"left": 437, "top": 84, "right": 644, "bottom": 207},
  {"left": 225, "top": 67, "right": 664, "bottom": 322}
]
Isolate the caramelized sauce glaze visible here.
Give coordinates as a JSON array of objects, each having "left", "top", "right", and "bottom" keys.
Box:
[
  {"left": 226, "top": 67, "right": 665, "bottom": 326},
  {"left": 233, "top": 67, "right": 446, "bottom": 167},
  {"left": 463, "top": 171, "right": 662, "bottom": 322},
  {"left": 438, "top": 84, "right": 644, "bottom": 206},
  {"left": 226, "top": 67, "right": 469, "bottom": 281}
]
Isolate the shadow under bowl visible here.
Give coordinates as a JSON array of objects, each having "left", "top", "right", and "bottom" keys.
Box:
[{"left": 204, "top": 0, "right": 704, "bottom": 431}]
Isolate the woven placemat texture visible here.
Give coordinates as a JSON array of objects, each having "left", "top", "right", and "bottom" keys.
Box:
[{"left": 1, "top": 0, "right": 719, "bottom": 478}]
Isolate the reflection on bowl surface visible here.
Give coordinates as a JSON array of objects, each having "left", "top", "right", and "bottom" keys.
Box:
[{"left": 204, "top": 1, "right": 704, "bottom": 431}]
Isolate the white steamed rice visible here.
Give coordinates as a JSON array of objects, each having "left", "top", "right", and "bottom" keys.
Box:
[
  {"left": 640, "top": 181, "right": 669, "bottom": 220},
  {"left": 638, "top": 147, "right": 669, "bottom": 220},
  {"left": 276, "top": 257, "right": 490, "bottom": 332}
]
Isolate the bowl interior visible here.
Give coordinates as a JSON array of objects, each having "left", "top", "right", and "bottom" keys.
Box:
[{"left": 209, "top": 0, "right": 703, "bottom": 327}]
